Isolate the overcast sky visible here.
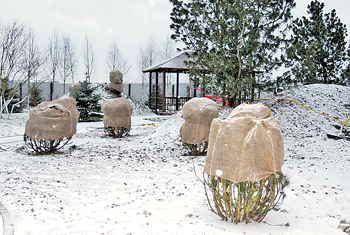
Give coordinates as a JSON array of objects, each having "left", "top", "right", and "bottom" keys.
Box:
[{"left": 0, "top": 0, "right": 349, "bottom": 84}]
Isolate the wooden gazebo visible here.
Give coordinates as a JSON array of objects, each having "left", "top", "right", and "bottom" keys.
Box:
[{"left": 142, "top": 50, "right": 194, "bottom": 114}]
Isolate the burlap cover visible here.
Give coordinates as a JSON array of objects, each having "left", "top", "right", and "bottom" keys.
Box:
[
  {"left": 25, "top": 97, "right": 80, "bottom": 140},
  {"left": 204, "top": 103, "right": 284, "bottom": 183},
  {"left": 68, "top": 83, "right": 81, "bottom": 94},
  {"left": 180, "top": 97, "right": 219, "bottom": 144},
  {"left": 101, "top": 97, "right": 133, "bottom": 130},
  {"left": 109, "top": 70, "right": 123, "bottom": 92}
]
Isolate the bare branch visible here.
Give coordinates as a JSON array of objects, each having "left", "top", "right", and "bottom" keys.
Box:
[{"left": 83, "top": 35, "right": 95, "bottom": 82}]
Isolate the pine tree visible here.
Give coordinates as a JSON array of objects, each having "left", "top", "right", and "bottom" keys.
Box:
[
  {"left": 283, "top": 0, "right": 349, "bottom": 85},
  {"left": 169, "top": 0, "right": 295, "bottom": 105},
  {"left": 341, "top": 64, "right": 350, "bottom": 85},
  {"left": 341, "top": 45, "right": 350, "bottom": 85},
  {"left": 70, "top": 81, "right": 101, "bottom": 122},
  {"left": 28, "top": 82, "right": 44, "bottom": 107}
]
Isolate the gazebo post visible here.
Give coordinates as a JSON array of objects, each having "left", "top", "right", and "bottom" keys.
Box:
[
  {"left": 176, "top": 71, "right": 179, "bottom": 110},
  {"left": 155, "top": 71, "right": 159, "bottom": 114},
  {"left": 148, "top": 72, "right": 152, "bottom": 109},
  {"left": 162, "top": 70, "right": 166, "bottom": 112},
  {"left": 193, "top": 80, "right": 197, "bottom": 97}
]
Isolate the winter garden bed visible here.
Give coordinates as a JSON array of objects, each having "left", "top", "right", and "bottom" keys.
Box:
[{"left": 0, "top": 84, "right": 349, "bottom": 235}]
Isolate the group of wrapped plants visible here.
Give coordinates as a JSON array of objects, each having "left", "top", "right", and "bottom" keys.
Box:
[
  {"left": 24, "top": 82, "right": 288, "bottom": 224},
  {"left": 24, "top": 70, "right": 133, "bottom": 154},
  {"left": 180, "top": 98, "right": 289, "bottom": 224}
]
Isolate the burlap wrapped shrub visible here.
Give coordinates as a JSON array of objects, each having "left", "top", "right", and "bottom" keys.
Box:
[
  {"left": 180, "top": 97, "right": 219, "bottom": 155},
  {"left": 24, "top": 97, "right": 79, "bottom": 154},
  {"left": 109, "top": 70, "right": 123, "bottom": 94},
  {"left": 101, "top": 97, "right": 133, "bottom": 137},
  {"left": 203, "top": 103, "right": 289, "bottom": 224},
  {"left": 68, "top": 83, "right": 81, "bottom": 95}
]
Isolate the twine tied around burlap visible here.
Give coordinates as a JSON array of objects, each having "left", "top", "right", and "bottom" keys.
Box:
[
  {"left": 109, "top": 70, "right": 123, "bottom": 93},
  {"left": 101, "top": 97, "right": 133, "bottom": 130},
  {"left": 180, "top": 97, "right": 219, "bottom": 145},
  {"left": 25, "top": 97, "right": 80, "bottom": 140},
  {"left": 204, "top": 103, "right": 284, "bottom": 183}
]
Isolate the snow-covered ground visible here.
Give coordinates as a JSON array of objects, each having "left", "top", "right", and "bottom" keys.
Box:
[{"left": 0, "top": 84, "right": 349, "bottom": 235}]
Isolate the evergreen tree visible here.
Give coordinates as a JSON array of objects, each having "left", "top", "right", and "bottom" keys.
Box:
[
  {"left": 169, "top": 0, "right": 295, "bottom": 105},
  {"left": 340, "top": 45, "right": 350, "bottom": 85},
  {"left": 341, "top": 64, "right": 350, "bottom": 85},
  {"left": 70, "top": 81, "right": 101, "bottom": 122},
  {"left": 28, "top": 82, "right": 44, "bottom": 107},
  {"left": 283, "top": 0, "right": 349, "bottom": 85}
]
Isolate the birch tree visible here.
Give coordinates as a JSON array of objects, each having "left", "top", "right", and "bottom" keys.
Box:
[
  {"left": 139, "top": 36, "right": 159, "bottom": 102},
  {"left": 0, "top": 20, "right": 28, "bottom": 116},
  {"left": 83, "top": 35, "right": 95, "bottom": 82},
  {"left": 62, "top": 35, "right": 77, "bottom": 93},
  {"left": 106, "top": 39, "right": 130, "bottom": 76},
  {"left": 22, "top": 29, "right": 45, "bottom": 107},
  {"left": 46, "top": 31, "right": 61, "bottom": 101}
]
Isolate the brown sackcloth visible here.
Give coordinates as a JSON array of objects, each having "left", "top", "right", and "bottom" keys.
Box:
[
  {"left": 101, "top": 97, "right": 133, "bottom": 130},
  {"left": 204, "top": 103, "right": 284, "bottom": 183},
  {"left": 68, "top": 83, "right": 81, "bottom": 95},
  {"left": 180, "top": 97, "right": 219, "bottom": 145},
  {"left": 25, "top": 97, "right": 80, "bottom": 140},
  {"left": 109, "top": 70, "right": 123, "bottom": 92}
]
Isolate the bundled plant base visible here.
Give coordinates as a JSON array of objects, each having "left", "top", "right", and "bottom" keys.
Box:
[
  {"left": 203, "top": 172, "right": 289, "bottom": 224},
  {"left": 104, "top": 126, "right": 129, "bottom": 138},
  {"left": 24, "top": 135, "right": 72, "bottom": 154},
  {"left": 182, "top": 142, "right": 208, "bottom": 156}
]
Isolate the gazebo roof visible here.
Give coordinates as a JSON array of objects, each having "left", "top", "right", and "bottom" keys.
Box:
[{"left": 142, "top": 50, "right": 194, "bottom": 73}]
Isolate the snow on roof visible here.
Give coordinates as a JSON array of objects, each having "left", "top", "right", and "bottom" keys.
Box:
[{"left": 142, "top": 50, "right": 194, "bottom": 73}]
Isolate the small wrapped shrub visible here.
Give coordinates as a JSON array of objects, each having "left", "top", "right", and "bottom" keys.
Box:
[
  {"left": 108, "top": 70, "right": 123, "bottom": 96},
  {"left": 203, "top": 103, "right": 289, "bottom": 224},
  {"left": 101, "top": 97, "right": 133, "bottom": 138},
  {"left": 24, "top": 97, "right": 79, "bottom": 154},
  {"left": 180, "top": 97, "right": 219, "bottom": 155}
]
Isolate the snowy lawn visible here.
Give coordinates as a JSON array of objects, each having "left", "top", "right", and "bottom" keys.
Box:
[{"left": 0, "top": 84, "right": 349, "bottom": 235}]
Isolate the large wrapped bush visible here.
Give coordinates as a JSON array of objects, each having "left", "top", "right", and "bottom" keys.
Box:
[
  {"left": 24, "top": 97, "right": 79, "bottom": 154},
  {"left": 203, "top": 103, "right": 289, "bottom": 223}
]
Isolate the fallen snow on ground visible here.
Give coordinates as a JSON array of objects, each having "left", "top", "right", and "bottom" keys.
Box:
[{"left": 0, "top": 84, "right": 349, "bottom": 235}]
